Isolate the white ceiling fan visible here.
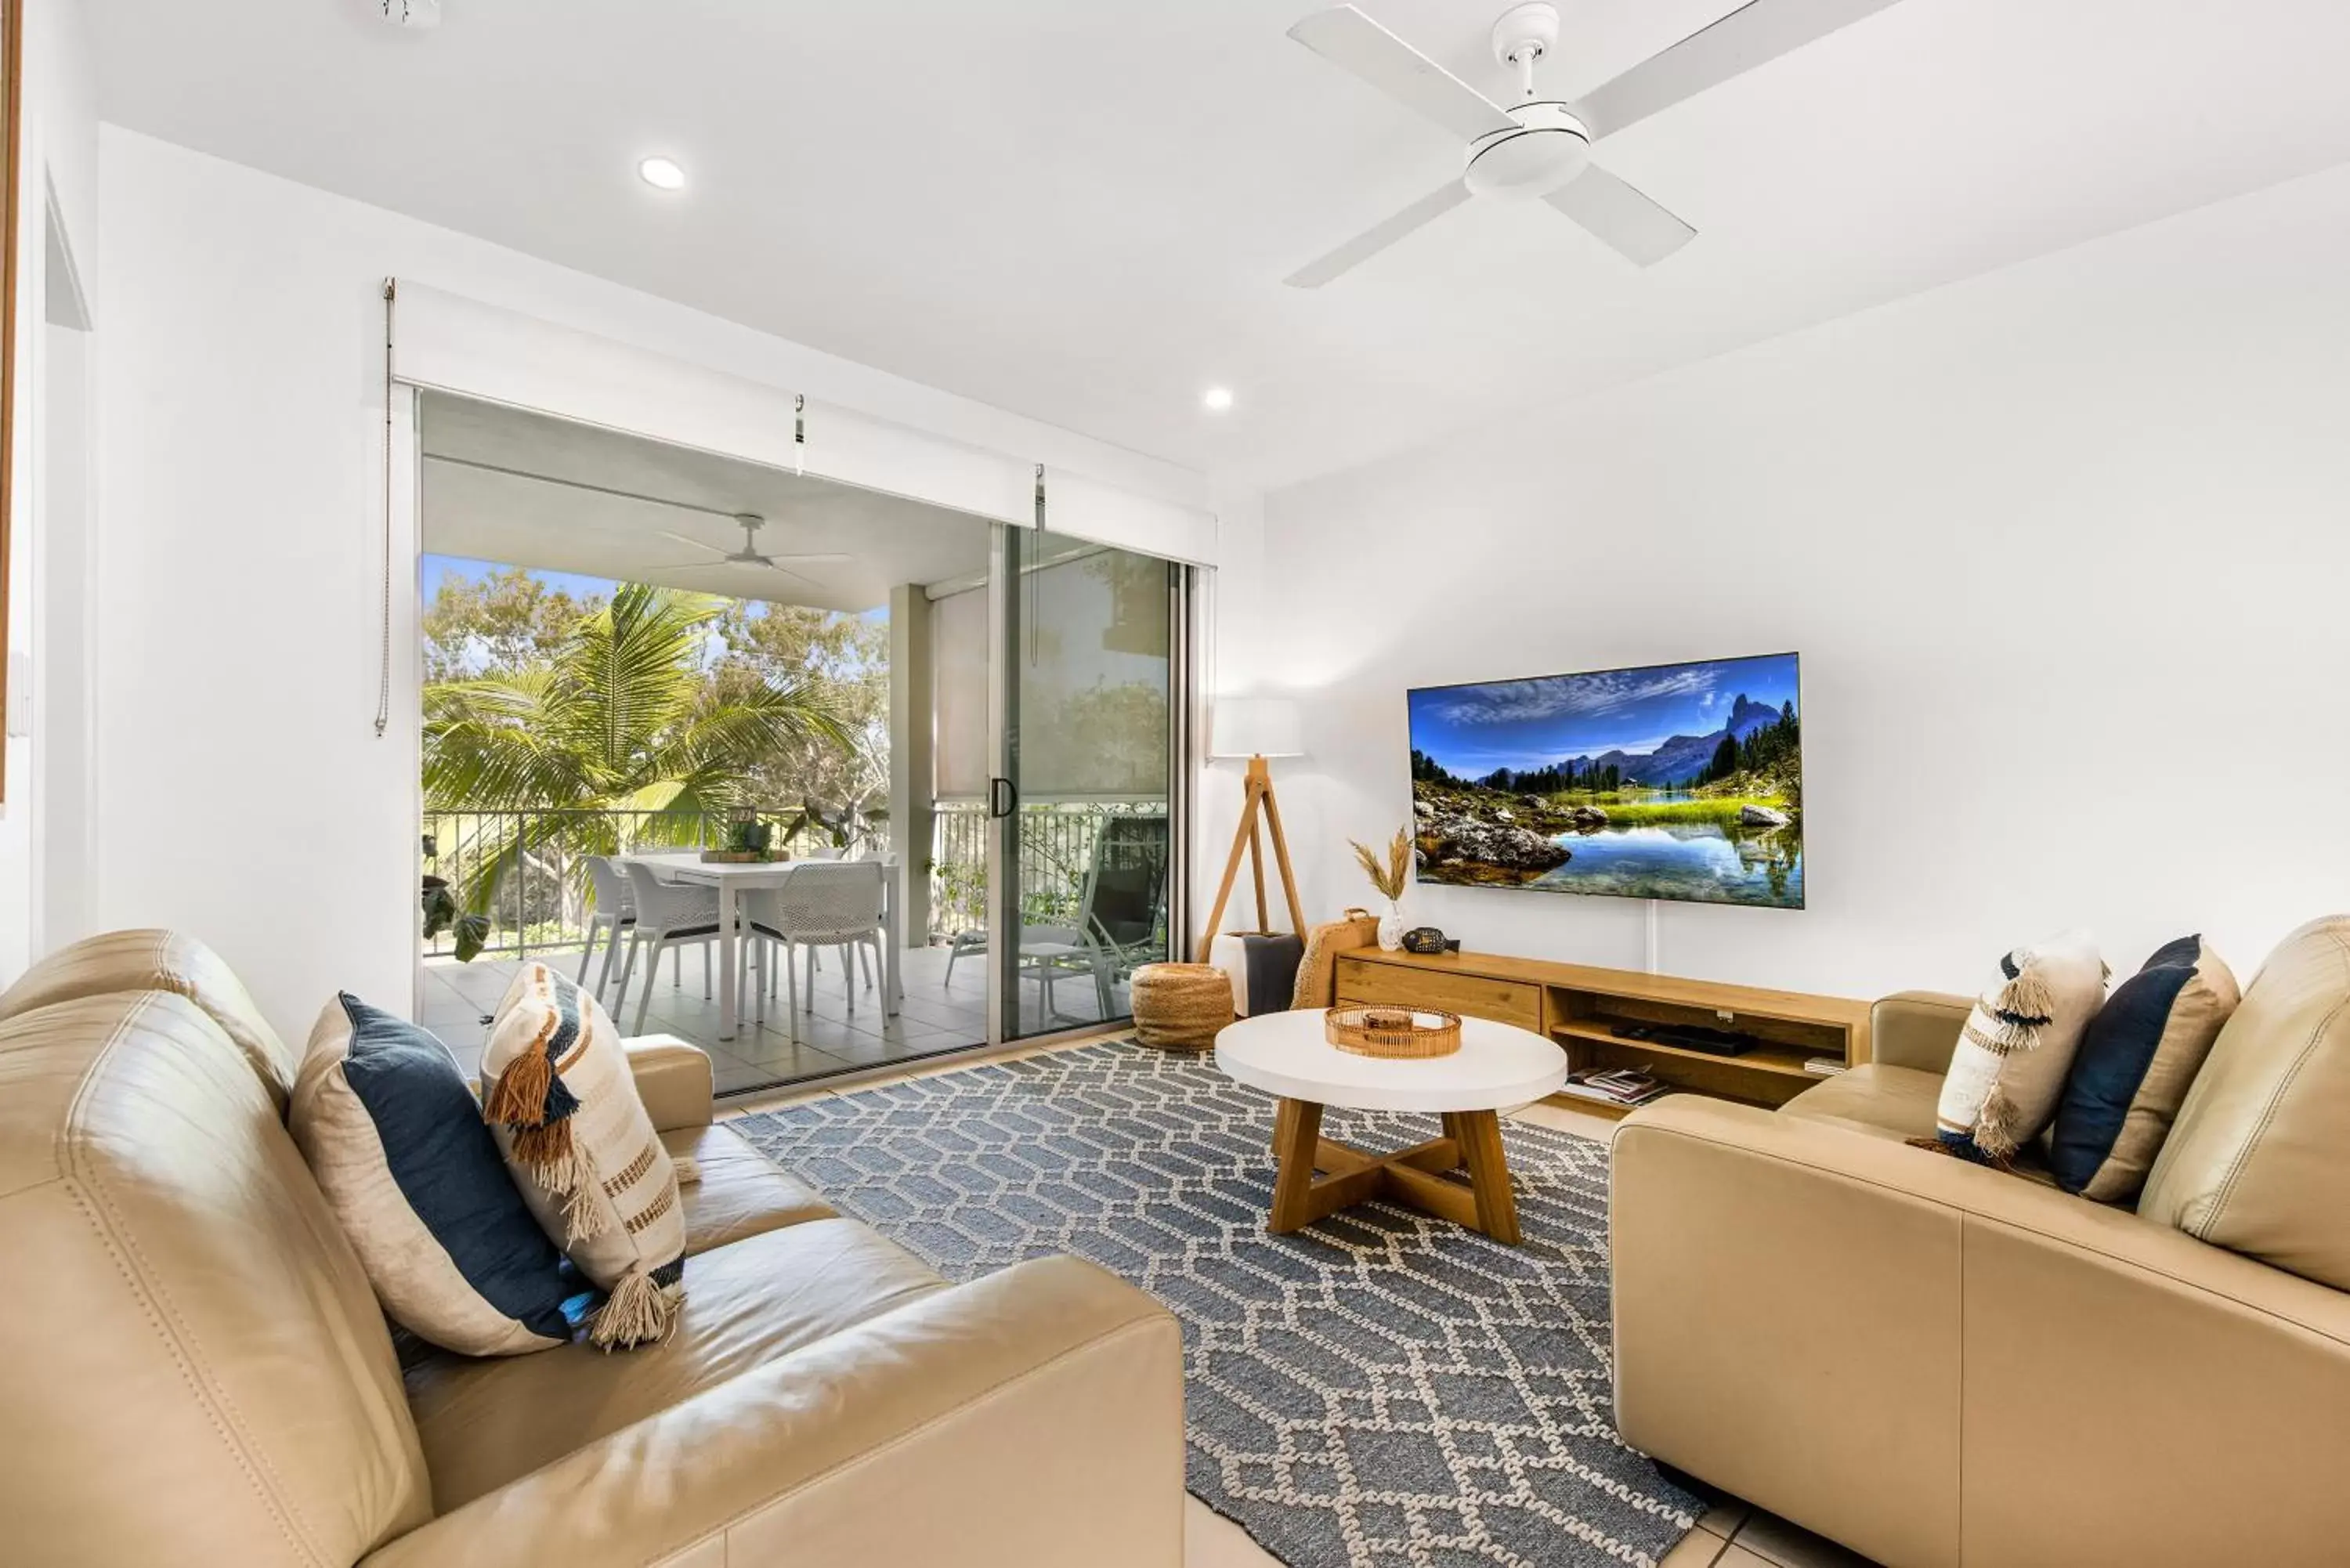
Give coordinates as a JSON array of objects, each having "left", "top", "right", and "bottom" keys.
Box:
[
  {"left": 1284, "top": 0, "right": 1906, "bottom": 287},
  {"left": 423, "top": 450, "right": 851, "bottom": 588},
  {"left": 642, "top": 514, "right": 853, "bottom": 590}
]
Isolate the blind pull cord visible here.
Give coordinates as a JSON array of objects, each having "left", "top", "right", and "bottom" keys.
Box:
[{"left": 375, "top": 278, "right": 396, "bottom": 739}]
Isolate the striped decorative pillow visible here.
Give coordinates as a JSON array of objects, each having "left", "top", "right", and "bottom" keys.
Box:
[
  {"left": 1929, "top": 930, "right": 2108, "bottom": 1165},
  {"left": 482, "top": 963, "right": 687, "bottom": 1349},
  {"left": 291, "top": 994, "right": 578, "bottom": 1356}
]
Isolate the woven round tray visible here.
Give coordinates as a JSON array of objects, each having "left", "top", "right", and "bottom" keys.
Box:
[{"left": 1325, "top": 1006, "right": 1462, "bottom": 1060}]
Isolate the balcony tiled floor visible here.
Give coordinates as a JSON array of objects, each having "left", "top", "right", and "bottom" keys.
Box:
[{"left": 419, "top": 938, "right": 1135, "bottom": 1096}]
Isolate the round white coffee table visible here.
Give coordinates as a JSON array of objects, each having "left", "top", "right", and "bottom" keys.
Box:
[{"left": 1214, "top": 1008, "right": 1568, "bottom": 1245}]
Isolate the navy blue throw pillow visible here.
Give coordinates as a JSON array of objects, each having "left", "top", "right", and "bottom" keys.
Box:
[
  {"left": 290, "top": 994, "right": 580, "bottom": 1356},
  {"left": 2048, "top": 937, "right": 2240, "bottom": 1204}
]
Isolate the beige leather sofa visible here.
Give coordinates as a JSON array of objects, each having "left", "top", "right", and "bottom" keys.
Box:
[
  {"left": 0, "top": 931, "right": 1186, "bottom": 1568},
  {"left": 1611, "top": 947, "right": 2350, "bottom": 1568}
]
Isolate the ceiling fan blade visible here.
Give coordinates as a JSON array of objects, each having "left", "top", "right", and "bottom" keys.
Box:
[
  {"left": 1285, "top": 181, "right": 1473, "bottom": 288},
  {"left": 1567, "top": 0, "right": 1905, "bottom": 140},
  {"left": 764, "top": 553, "right": 855, "bottom": 564},
  {"left": 1543, "top": 164, "right": 1696, "bottom": 266},
  {"left": 654, "top": 529, "right": 728, "bottom": 558},
  {"left": 1289, "top": 5, "right": 1515, "bottom": 142}
]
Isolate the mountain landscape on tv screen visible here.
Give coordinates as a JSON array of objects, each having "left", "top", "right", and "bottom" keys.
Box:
[{"left": 1406, "top": 654, "right": 1803, "bottom": 909}]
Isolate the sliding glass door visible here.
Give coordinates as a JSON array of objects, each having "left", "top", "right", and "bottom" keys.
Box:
[{"left": 991, "top": 528, "right": 1185, "bottom": 1042}]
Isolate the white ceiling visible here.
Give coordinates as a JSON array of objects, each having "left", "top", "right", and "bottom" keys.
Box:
[
  {"left": 419, "top": 393, "right": 994, "bottom": 610},
  {"left": 94, "top": 1, "right": 2350, "bottom": 489}
]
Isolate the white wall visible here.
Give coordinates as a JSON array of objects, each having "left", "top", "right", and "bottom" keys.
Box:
[
  {"left": 1245, "top": 160, "right": 2350, "bottom": 1002},
  {"left": 92, "top": 127, "right": 1218, "bottom": 1037},
  {"left": 0, "top": 0, "right": 99, "bottom": 979}
]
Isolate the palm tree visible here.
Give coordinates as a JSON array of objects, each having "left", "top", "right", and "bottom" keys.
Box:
[{"left": 424, "top": 583, "right": 850, "bottom": 958}]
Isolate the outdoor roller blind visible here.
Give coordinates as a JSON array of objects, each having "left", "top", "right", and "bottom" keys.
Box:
[{"left": 931, "top": 545, "right": 1172, "bottom": 802}]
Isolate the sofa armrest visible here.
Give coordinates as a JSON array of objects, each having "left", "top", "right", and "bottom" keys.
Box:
[
  {"left": 1611, "top": 1097, "right": 2350, "bottom": 1568},
  {"left": 363, "top": 1255, "right": 1185, "bottom": 1568},
  {"left": 1868, "top": 990, "right": 1969, "bottom": 1074},
  {"left": 622, "top": 1035, "right": 714, "bottom": 1132}
]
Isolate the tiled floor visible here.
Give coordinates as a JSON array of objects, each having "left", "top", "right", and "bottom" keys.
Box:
[
  {"left": 715, "top": 1046, "right": 1882, "bottom": 1568},
  {"left": 418, "top": 937, "right": 1137, "bottom": 1096}
]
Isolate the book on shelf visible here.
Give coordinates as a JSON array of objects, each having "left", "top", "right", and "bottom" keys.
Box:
[
  {"left": 1802, "top": 1057, "right": 1847, "bottom": 1076},
  {"left": 1557, "top": 1068, "right": 1668, "bottom": 1107}
]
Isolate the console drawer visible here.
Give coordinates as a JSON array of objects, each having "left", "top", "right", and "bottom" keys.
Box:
[{"left": 1333, "top": 956, "right": 1543, "bottom": 1032}]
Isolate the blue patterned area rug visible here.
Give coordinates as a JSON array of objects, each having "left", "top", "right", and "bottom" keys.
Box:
[{"left": 733, "top": 1040, "right": 1700, "bottom": 1568}]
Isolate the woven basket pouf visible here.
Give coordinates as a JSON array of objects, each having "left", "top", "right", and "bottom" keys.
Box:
[{"left": 1130, "top": 963, "right": 1235, "bottom": 1052}]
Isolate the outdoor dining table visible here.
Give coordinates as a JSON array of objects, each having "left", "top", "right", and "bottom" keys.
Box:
[{"left": 620, "top": 852, "right": 902, "bottom": 1042}]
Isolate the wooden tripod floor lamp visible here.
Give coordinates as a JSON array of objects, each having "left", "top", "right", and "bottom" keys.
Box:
[{"left": 1200, "top": 697, "right": 1307, "bottom": 952}]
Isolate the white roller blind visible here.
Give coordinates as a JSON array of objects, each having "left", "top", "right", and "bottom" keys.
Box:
[
  {"left": 1047, "top": 470, "right": 1217, "bottom": 567},
  {"left": 931, "top": 550, "right": 1173, "bottom": 804},
  {"left": 931, "top": 586, "right": 990, "bottom": 800},
  {"left": 394, "top": 284, "right": 806, "bottom": 476},
  {"left": 394, "top": 283, "right": 1217, "bottom": 557}
]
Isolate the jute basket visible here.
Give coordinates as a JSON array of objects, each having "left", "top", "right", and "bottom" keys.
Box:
[
  {"left": 1130, "top": 963, "right": 1234, "bottom": 1052},
  {"left": 1325, "top": 1006, "right": 1462, "bottom": 1060}
]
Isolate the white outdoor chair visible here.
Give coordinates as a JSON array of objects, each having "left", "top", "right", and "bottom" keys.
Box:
[
  {"left": 576, "top": 855, "right": 637, "bottom": 995},
  {"left": 611, "top": 860, "right": 728, "bottom": 1034},
  {"left": 739, "top": 862, "right": 887, "bottom": 1041}
]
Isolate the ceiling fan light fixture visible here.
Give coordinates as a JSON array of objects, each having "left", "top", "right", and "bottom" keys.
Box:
[{"left": 1462, "top": 103, "right": 1589, "bottom": 201}]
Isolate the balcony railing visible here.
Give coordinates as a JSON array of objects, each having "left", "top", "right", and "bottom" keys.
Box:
[
  {"left": 927, "top": 800, "right": 1167, "bottom": 938},
  {"left": 422, "top": 800, "right": 1166, "bottom": 961},
  {"left": 420, "top": 807, "right": 862, "bottom": 960}
]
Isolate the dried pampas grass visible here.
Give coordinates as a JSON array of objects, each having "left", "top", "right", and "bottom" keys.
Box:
[{"left": 1350, "top": 828, "right": 1411, "bottom": 903}]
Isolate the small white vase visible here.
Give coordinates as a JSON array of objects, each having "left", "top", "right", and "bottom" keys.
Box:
[{"left": 1377, "top": 902, "right": 1405, "bottom": 952}]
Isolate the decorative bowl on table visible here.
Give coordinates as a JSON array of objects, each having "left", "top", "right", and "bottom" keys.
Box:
[{"left": 1325, "top": 1006, "right": 1462, "bottom": 1060}]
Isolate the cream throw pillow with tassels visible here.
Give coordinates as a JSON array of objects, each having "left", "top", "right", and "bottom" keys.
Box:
[
  {"left": 1926, "top": 929, "right": 2108, "bottom": 1166},
  {"left": 482, "top": 962, "right": 689, "bottom": 1349}
]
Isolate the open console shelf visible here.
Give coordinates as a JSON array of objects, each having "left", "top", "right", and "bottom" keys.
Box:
[{"left": 1332, "top": 947, "right": 1872, "bottom": 1120}]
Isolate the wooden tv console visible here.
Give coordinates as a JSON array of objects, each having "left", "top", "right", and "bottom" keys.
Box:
[{"left": 1332, "top": 947, "right": 1873, "bottom": 1120}]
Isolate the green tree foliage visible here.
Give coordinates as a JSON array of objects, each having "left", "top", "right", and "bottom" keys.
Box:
[
  {"left": 423, "top": 583, "right": 850, "bottom": 953},
  {"left": 1697, "top": 697, "right": 1802, "bottom": 789},
  {"left": 709, "top": 602, "right": 891, "bottom": 832},
  {"left": 422, "top": 565, "right": 595, "bottom": 682}
]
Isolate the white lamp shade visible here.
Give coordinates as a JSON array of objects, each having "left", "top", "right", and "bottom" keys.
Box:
[{"left": 1212, "top": 696, "right": 1304, "bottom": 760}]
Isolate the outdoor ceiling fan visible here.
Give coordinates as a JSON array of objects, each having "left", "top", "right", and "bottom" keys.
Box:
[
  {"left": 424, "top": 451, "right": 850, "bottom": 588},
  {"left": 642, "top": 514, "right": 852, "bottom": 589},
  {"left": 1284, "top": 0, "right": 1906, "bottom": 287}
]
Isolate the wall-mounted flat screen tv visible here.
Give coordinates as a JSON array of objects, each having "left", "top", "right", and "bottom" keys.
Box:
[{"left": 1407, "top": 652, "right": 1802, "bottom": 909}]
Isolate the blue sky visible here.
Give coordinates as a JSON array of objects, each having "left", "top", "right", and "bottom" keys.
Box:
[
  {"left": 1408, "top": 653, "right": 1799, "bottom": 775},
  {"left": 422, "top": 553, "right": 626, "bottom": 603},
  {"left": 422, "top": 553, "right": 887, "bottom": 626}
]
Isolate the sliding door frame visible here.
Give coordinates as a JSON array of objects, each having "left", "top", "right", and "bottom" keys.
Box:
[{"left": 985, "top": 528, "right": 1195, "bottom": 1050}]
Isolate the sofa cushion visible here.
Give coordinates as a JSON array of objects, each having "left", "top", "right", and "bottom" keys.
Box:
[
  {"left": 0, "top": 928, "right": 298, "bottom": 1112},
  {"left": 406, "top": 1216, "right": 945, "bottom": 1509},
  {"left": 1933, "top": 930, "right": 2106, "bottom": 1163},
  {"left": 291, "top": 993, "right": 579, "bottom": 1357},
  {"left": 0, "top": 992, "right": 430, "bottom": 1566},
  {"left": 1782, "top": 1063, "right": 1946, "bottom": 1143},
  {"left": 2141, "top": 916, "right": 2350, "bottom": 1288},
  {"left": 667, "top": 1121, "right": 837, "bottom": 1255},
  {"left": 486, "top": 962, "right": 689, "bottom": 1348},
  {"left": 2048, "top": 935, "right": 2240, "bottom": 1203}
]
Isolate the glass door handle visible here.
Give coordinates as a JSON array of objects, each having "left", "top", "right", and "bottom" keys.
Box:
[{"left": 988, "top": 777, "right": 1018, "bottom": 819}]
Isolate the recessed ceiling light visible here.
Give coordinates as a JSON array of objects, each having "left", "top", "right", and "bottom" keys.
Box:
[
  {"left": 1202, "top": 387, "right": 1235, "bottom": 413},
  {"left": 638, "top": 157, "right": 688, "bottom": 191}
]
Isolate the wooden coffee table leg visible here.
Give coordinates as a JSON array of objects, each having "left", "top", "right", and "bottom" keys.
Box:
[
  {"left": 1455, "top": 1110, "right": 1520, "bottom": 1245},
  {"left": 1268, "top": 1098, "right": 1326, "bottom": 1233},
  {"left": 1438, "top": 1112, "right": 1473, "bottom": 1170},
  {"left": 1272, "top": 1097, "right": 1303, "bottom": 1156}
]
